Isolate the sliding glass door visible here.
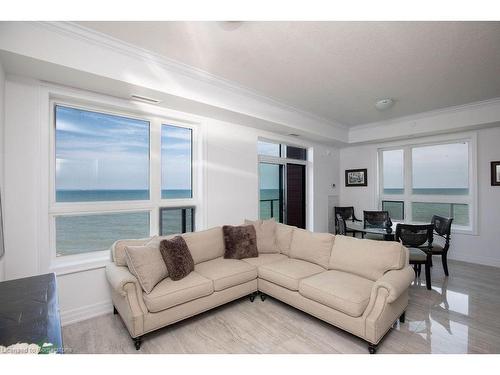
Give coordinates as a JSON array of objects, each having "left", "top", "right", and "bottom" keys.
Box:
[{"left": 258, "top": 162, "right": 306, "bottom": 229}]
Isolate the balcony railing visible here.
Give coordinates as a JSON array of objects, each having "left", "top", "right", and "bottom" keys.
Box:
[{"left": 259, "top": 198, "right": 281, "bottom": 220}]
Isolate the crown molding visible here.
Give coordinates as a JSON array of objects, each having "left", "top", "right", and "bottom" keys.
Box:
[
  {"left": 349, "top": 96, "right": 500, "bottom": 131},
  {"left": 36, "top": 21, "right": 348, "bottom": 132}
]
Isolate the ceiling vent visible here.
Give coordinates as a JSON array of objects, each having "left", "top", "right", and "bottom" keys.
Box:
[{"left": 131, "top": 94, "right": 161, "bottom": 104}]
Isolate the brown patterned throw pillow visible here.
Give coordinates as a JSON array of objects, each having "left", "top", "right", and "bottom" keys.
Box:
[
  {"left": 222, "top": 225, "right": 258, "bottom": 259},
  {"left": 159, "top": 236, "right": 195, "bottom": 281}
]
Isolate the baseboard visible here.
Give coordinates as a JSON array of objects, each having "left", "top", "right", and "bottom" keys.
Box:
[
  {"left": 448, "top": 252, "right": 500, "bottom": 268},
  {"left": 60, "top": 300, "right": 112, "bottom": 327}
]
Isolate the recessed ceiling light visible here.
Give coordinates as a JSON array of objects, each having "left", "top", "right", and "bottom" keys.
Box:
[
  {"left": 375, "top": 98, "right": 395, "bottom": 111},
  {"left": 131, "top": 94, "right": 161, "bottom": 104}
]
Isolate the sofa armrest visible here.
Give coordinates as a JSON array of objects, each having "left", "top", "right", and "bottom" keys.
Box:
[
  {"left": 106, "top": 262, "right": 140, "bottom": 297},
  {"left": 373, "top": 266, "right": 414, "bottom": 303}
]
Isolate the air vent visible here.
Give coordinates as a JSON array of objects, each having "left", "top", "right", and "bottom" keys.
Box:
[
  {"left": 288, "top": 133, "right": 300, "bottom": 137},
  {"left": 131, "top": 94, "right": 161, "bottom": 104}
]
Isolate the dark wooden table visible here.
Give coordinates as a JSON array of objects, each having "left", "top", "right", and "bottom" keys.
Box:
[
  {"left": 0, "top": 273, "right": 63, "bottom": 353},
  {"left": 345, "top": 221, "right": 396, "bottom": 241}
]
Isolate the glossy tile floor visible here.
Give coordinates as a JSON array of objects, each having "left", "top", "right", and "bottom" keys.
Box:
[{"left": 63, "top": 259, "right": 500, "bottom": 353}]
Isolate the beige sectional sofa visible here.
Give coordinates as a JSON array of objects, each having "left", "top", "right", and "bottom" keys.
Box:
[{"left": 106, "top": 222, "right": 414, "bottom": 353}]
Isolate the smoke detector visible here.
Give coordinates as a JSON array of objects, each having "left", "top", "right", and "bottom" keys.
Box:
[{"left": 375, "top": 98, "right": 395, "bottom": 111}]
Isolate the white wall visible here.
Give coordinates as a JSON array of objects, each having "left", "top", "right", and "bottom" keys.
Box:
[
  {"left": 2, "top": 77, "right": 339, "bottom": 324},
  {"left": 340, "top": 127, "right": 500, "bottom": 267},
  {"left": 0, "top": 60, "right": 5, "bottom": 281}
]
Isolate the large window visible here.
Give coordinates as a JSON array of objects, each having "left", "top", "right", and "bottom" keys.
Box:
[
  {"left": 55, "top": 106, "right": 150, "bottom": 202},
  {"left": 379, "top": 139, "right": 474, "bottom": 232},
  {"left": 161, "top": 125, "right": 192, "bottom": 199},
  {"left": 52, "top": 103, "right": 197, "bottom": 258}
]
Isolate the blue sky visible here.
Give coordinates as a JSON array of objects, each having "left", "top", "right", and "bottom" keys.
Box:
[
  {"left": 56, "top": 106, "right": 191, "bottom": 191},
  {"left": 383, "top": 143, "right": 469, "bottom": 189}
]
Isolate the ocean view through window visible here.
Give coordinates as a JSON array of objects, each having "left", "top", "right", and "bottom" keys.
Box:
[
  {"left": 161, "top": 125, "right": 192, "bottom": 199},
  {"left": 55, "top": 105, "right": 150, "bottom": 202},
  {"left": 52, "top": 103, "right": 197, "bottom": 257},
  {"left": 379, "top": 139, "right": 474, "bottom": 231}
]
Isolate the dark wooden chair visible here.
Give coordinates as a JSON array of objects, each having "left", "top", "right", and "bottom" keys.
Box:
[
  {"left": 396, "top": 223, "right": 434, "bottom": 290},
  {"left": 334, "top": 206, "right": 361, "bottom": 236},
  {"left": 362, "top": 210, "right": 392, "bottom": 240},
  {"left": 428, "top": 215, "right": 453, "bottom": 276},
  {"left": 335, "top": 213, "right": 347, "bottom": 235}
]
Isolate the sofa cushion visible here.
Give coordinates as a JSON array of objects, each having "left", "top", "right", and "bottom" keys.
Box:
[
  {"left": 245, "top": 219, "right": 279, "bottom": 253},
  {"left": 146, "top": 235, "right": 176, "bottom": 249},
  {"left": 241, "top": 253, "right": 288, "bottom": 267},
  {"left": 299, "top": 270, "right": 374, "bottom": 317},
  {"left": 143, "top": 272, "right": 214, "bottom": 313},
  {"left": 222, "top": 225, "right": 259, "bottom": 259},
  {"left": 275, "top": 223, "right": 295, "bottom": 256},
  {"left": 195, "top": 257, "right": 257, "bottom": 291},
  {"left": 182, "top": 227, "right": 225, "bottom": 264},
  {"left": 124, "top": 245, "right": 168, "bottom": 294},
  {"left": 112, "top": 237, "right": 152, "bottom": 266},
  {"left": 329, "top": 235, "right": 407, "bottom": 281},
  {"left": 289, "top": 229, "right": 334, "bottom": 269},
  {"left": 258, "top": 258, "right": 324, "bottom": 291},
  {"left": 159, "top": 236, "right": 195, "bottom": 281}
]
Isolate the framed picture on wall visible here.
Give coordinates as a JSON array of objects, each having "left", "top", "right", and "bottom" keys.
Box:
[
  {"left": 345, "top": 168, "right": 368, "bottom": 187},
  {"left": 491, "top": 161, "right": 500, "bottom": 186}
]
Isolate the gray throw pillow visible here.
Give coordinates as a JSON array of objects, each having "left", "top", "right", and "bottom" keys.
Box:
[
  {"left": 222, "top": 225, "right": 258, "bottom": 259},
  {"left": 159, "top": 236, "right": 195, "bottom": 281}
]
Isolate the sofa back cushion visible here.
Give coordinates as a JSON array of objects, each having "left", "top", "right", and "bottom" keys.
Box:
[
  {"left": 289, "top": 229, "right": 334, "bottom": 269},
  {"left": 112, "top": 237, "right": 152, "bottom": 266},
  {"left": 182, "top": 227, "right": 225, "bottom": 264},
  {"left": 329, "top": 235, "right": 407, "bottom": 281},
  {"left": 245, "top": 219, "right": 279, "bottom": 253},
  {"left": 275, "top": 223, "right": 295, "bottom": 256}
]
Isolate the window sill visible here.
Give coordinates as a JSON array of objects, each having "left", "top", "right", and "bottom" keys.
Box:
[{"left": 50, "top": 252, "right": 111, "bottom": 276}]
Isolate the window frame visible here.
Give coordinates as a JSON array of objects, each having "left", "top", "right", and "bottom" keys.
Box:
[
  {"left": 377, "top": 134, "right": 477, "bottom": 234},
  {"left": 48, "top": 97, "right": 201, "bottom": 271}
]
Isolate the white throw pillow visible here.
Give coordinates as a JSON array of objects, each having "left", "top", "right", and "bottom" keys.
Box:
[
  {"left": 275, "top": 223, "right": 295, "bottom": 255},
  {"left": 245, "top": 218, "right": 279, "bottom": 253},
  {"left": 124, "top": 245, "right": 169, "bottom": 294}
]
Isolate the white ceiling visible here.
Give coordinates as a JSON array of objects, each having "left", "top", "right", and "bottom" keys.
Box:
[{"left": 55, "top": 22, "right": 500, "bottom": 126}]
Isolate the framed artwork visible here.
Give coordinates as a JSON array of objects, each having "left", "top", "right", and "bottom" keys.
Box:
[
  {"left": 345, "top": 168, "right": 368, "bottom": 187},
  {"left": 491, "top": 161, "right": 500, "bottom": 186}
]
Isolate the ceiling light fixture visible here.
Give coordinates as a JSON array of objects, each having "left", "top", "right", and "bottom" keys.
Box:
[
  {"left": 131, "top": 94, "right": 161, "bottom": 104},
  {"left": 375, "top": 98, "right": 395, "bottom": 111}
]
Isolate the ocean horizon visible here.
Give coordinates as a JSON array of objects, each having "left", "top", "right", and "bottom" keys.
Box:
[
  {"left": 55, "top": 188, "right": 467, "bottom": 257},
  {"left": 56, "top": 188, "right": 193, "bottom": 202}
]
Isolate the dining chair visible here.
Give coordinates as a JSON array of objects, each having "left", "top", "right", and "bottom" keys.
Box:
[
  {"left": 396, "top": 223, "right": 434, "bottom": 290},
  {"left": 362, "top": 210, "right": 392, "bottom": 240},
  {"left": 335, "top": 213, "right": 347, "bottom": 235},
  {"left": 334, "top": 206, "right": 362, "bottom": 237},
  {"left": 429, "top": 215, "right": 453, "bottom": 276}
]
